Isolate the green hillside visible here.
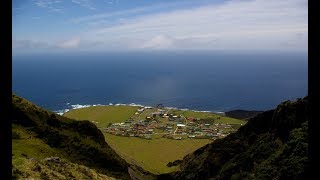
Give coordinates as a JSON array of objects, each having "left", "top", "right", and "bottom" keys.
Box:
[
  {"left": 12, "top": 94, "right": 131, "bottom": 179},
  {"left": 12, "top": 156, "right": 116, "bottom": 180},
  {"left": 164, "top": 97, "right": 308, "bottom": 180}
]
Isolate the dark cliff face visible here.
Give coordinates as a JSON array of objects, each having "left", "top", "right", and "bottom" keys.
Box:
[
  {"left": 12, "top": 94, "right": 131, "bottom": 179},
  {"left": 167, "top": 97, "right": 308, "bottom": 180}
]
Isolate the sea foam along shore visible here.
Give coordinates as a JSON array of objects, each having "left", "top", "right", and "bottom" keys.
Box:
[{"left": 55, "top": 102, "right": 225, "bottom": 116}]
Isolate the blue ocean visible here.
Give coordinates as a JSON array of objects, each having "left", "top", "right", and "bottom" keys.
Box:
[{"left": 12, "top": 51, "right": 308, "bottom": 114}]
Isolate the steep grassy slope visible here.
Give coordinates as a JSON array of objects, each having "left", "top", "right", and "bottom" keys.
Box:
[
  {"left": 12, "top": 156, "right": 116, "bottom": 180},
  {"left": 160, "top": 97, "right": 308, "bottom": 180},
  {"left": 12, "top": 94, "right": 131, "bottom": 179}
]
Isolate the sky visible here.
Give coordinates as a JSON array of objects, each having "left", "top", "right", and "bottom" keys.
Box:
[{"left": 12, "top": 0, "right": 308, "bottom": 54}]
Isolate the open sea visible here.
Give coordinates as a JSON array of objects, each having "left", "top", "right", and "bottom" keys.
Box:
[{"left": 12, "top": 51, "right": 308, "bottom": 114}]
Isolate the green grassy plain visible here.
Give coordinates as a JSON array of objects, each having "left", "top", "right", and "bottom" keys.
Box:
[
  {"left": 169, "top": 109, "right": 245, "bottom": 124},
  {"left": 64, "top": 106, "right": 245, "bottom": 174},
  {"left": 104, "top": 133, "right": 211, "bottom": 174},
  {"left": 64, "top": 106, "right": 139, "bottom": 127}
]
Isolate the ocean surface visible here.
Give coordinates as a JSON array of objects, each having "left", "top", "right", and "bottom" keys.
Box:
[{"left": 12, "top": 51, "right": 308, "bottom": 114}]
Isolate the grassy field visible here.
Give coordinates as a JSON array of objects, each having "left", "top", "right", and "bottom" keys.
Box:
[
  {"left": 104, "top": 133, "right": 211, "bottom": 174},
  {"left": 64, "top": 106, "right": 139, "bottom": 127},
  {"left": 64, "top": 105, "right": 245, "bottom": 174},
  {"left": 169, "top": 109, "right": 245, "bottom": 124}
]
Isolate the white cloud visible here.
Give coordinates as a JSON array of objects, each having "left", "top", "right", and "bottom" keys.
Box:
[
  {"left": 71, "top": 0, "right": 96, "bottom": 10},
  {"left": 105, "top": 0, "right": 118, "bottom": 5},
  {"left": 31, "top": 16, "right": 41, "bottom": 20},
  {"left": 25, "top": 0, "right": 307, "bottom": 52},
  {"left": 12, "top": 39, "right": 50, "bottom": 49},
  {"left": 138, "top": 35, "right": 175, "bottom": 49},
  {"left": 70, "top": 1, "right": 197, "bottom": 24},
  {"left": 34, "top": 0, "right": 63, "bottom": 12},
  {"left": 79, "top": 0, "right": 307, "bottom": 51},
  {"left": 58, "top": 38, "right": 81, "bottom": 48},
  {"left": 35, "top": 0, "right": 96, "bottom": 12}
]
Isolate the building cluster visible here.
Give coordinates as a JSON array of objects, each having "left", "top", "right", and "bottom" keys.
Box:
[
  {"left": 103, "top": 108, "right": 235, "bottom": 140},
  {"left": 103, "top": 120, "right": 156, "bottom": 139}
]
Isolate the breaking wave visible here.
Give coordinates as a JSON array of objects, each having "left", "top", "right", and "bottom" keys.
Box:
[{"left": 54, "top": 102, "right": 224, "bottom": 116}]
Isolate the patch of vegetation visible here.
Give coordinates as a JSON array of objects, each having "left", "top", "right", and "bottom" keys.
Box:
[
  {"left": 12, "top": 156, "right": 116, "bottom": 180},
  {"left": 12, "top": 131, "right": 21, "bottom": 139},
  {"left": 167, "top": 160, "right": 182, "bottom": 167}
]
